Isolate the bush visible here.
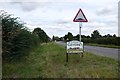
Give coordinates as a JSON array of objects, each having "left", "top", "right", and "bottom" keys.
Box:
[{"left": 1, "top": 11, "right": 40, "bottom": 61}]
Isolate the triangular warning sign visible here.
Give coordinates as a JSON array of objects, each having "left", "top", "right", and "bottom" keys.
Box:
[{"left": 73, "top": 9, "right": 88, "bottom": 22}]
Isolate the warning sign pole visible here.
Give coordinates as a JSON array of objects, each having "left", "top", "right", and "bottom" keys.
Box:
[{"left": 79, "top": 22, "right": 82, "bottom": 42}]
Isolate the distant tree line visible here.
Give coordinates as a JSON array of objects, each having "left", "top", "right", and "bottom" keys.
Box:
[
  {"left": 52, "top": 30, "right": 120, "bottom": 46},
  {"left": 1, "top": 11, "right": 50, "bottom": 61}
]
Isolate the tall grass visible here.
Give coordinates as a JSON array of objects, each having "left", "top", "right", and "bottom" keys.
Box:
[{"left": 3, "top": 42, "right": 119, "bottom": 78}]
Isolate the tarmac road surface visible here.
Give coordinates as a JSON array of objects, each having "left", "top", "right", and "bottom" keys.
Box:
[{"left": 56, "top": 41, "right": 119, "bottom": 60}]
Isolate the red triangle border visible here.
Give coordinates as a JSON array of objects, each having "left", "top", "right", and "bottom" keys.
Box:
[{"left": 73, "top": 9, "right": 88, "bottom": 22}]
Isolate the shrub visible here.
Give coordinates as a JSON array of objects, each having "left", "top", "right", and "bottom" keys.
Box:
[{"left": 1, "top": 11, "right": 40, "bottom": 61}]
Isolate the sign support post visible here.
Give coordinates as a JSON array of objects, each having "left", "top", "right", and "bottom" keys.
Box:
[
  {"left": 79, "top": 22, "right": 82, "bottom": 42},
  {"left": 66, "top": 53, "right": 68, "bottom": 62}
]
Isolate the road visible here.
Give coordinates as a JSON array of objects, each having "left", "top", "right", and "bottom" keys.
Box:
[{"left": 56, "top": 41, "right": 119, "bottom": 60}]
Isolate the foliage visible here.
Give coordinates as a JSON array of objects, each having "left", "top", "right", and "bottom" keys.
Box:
[
  {"left": 57, "top": 30, "right": 119, "bottom": 46},
  {"left": 33, "top": 27, "right": 50, "bottom": 43},
  {"left": 63, "top": 32, "right": 73, "bottom": 41},
  {"left": 52, "top": 35, "right": 55, "bottom": 41},
  {"left": 91, "top": 30, "right": 101, "bottom": 39},
  {"left": 1, "top": 11, "right": 40, "bottom": 61},
  {"left": 53, "top": 36, "right": 60, "bottom": 41},
  {"left": 52, "top": 32, "right": 74, "bottom": 42}
]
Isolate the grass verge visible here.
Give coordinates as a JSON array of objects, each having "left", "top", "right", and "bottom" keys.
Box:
[
  {"left": 3, "top": 42, "right": 119, "bottom": 78},
  {"left": 84, "top": 43, "right": 120, "bottom": 49}
]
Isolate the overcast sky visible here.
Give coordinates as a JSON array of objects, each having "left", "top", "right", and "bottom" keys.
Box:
[{"left": 0, "top": 0, "right": 119, "bottom": 38}]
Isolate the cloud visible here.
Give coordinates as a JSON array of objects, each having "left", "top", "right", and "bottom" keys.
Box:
[
  {"left": 0, "top": 0, "right": 118, "bottom": 37},
  {"left": 96, "top": 5, "right": 116, "bottom": 16},
  {"left": 84, "top": 20, "right": 118, "bottom": 36},
  {"left": 54, "top": 19, "right": 70, "bottom": 25},
  {"left": 0, "top": 0, "right": 104, "bottom": 3},
  {"left": 10, "top": 2, "right": 41, "bottom": 12},
  {"left": 118, "top": 1, "right": 120, "bottom": 37},
  {"left": 20, "top": 3, "right": 39, "bottom": 11},
  {"left": 10, "top": 1, "right": 56, "bottom": 12}
]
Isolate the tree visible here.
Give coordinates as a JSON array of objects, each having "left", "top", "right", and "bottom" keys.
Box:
[
  {"left": 59, "top": 37, "right": 63, "bottom": 41},
  {"left": 63, "top": 35, "right": 67, "bottom": 41},
  {"left": 1, "top": 10, "right": 39, "bottom": 61},
  {"left": 52, "top": 35, "right": 55, "bottom": 41},
  {"left": 2, "top": 11, "right": 23, "bottom": 60},
  {"left": 33, "top": 28, "right": 50, "bottom": 43},
  {"left": 67, "top": 32, "right": 73, "bottom": 41},
  {"left": 103, "top": 34, "right": 112, "bottom": 38},
  {"left": 73, "top": 34, "right": 78, "bottom": 40},
  {"left": 86, "top": 35, "right": 90, "bottom": 38},
  {"left": 63, "top": 32, "right": 73, "bottom": 41},
  {"left": 113, "top": 34, "right": 117, "bottom": 37},
  {"left": 53, "top": 36, "right": 60, "bottom": 41},
  {"left": 91, "top": 30, "right": 101, "bottom": 39}
]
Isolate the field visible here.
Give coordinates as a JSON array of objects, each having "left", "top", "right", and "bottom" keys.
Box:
[{"left": 3, "top": 42, "right": 119, "bottom": 78}]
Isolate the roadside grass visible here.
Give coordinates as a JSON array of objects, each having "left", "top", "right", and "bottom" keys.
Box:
[
  {"left": 3, "top": 42, "right": 119, "bottom": 78},
  {"left": 84, "top": 43, "right": 120, "bottom": 49}
]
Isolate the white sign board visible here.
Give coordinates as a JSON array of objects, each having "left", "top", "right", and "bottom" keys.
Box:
[{"left": 67, "top": 40, "right": 83, "bottom": 53}]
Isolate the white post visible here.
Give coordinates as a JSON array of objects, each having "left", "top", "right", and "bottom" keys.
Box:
[{"left": 79, "top": 22, "right": 82, "bottom": 42}]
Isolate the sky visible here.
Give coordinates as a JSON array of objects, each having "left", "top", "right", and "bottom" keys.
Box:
[{"left": 0, "top": 0, "right": 119, "bottom": 38}]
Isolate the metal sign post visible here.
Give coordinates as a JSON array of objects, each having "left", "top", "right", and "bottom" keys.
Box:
[
  {"left": 79, "top": 22, "right": 83, "bottom": 57},
  {"left": 79, "top": 22, "right": 82, "bottom": 42}
]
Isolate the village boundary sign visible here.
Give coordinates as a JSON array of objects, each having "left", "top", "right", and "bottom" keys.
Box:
[
  {"left": 66, "top": 8, "right": 88, "bottom": 62},
  {"left": 67, "top": 40, "right": 83, "bottom": 53}
]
